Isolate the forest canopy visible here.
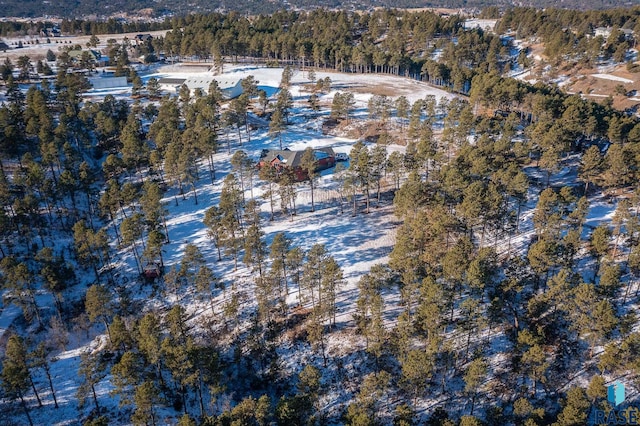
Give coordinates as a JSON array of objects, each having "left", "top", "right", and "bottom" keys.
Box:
[{"left": 0, "top": 0, "right": 638, "bottom": 19}]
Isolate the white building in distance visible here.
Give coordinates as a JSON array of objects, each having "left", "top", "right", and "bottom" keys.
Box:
[
  {"left": 157, "top": 75, "right": 243, "bottom": 99},
  {"left": 463, "top": 19, "right": 498, "bottom": 33}
]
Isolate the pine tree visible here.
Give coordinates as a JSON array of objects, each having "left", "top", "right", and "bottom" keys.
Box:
[
  {"left": 258, "top": 164, "right": 278, "bottom": 221},
  {"left": 571, "top": 283, "right": 618, "bottom": 358},
  {"left": 275, "top": 88, "right": 293, "bottom": 124},
  {"left": 160, "top": 336, "right": 193, "bottom": 414},
  {"left": 287, "top": 246, "right": 305, "bottom": 306},
  {"left": 416, "top": 276, "right": 443, "bottom": 350},
  {"left": 243, "top": 217, "right": 265, "bottom": 269},
  {"left": 269, "top": 107, "right": 285, "bottom": 150},
  {"left": 147, "top": 77, "right": 160, "bottom": 98},
  {"left": 269, "top": 232, "right": 291, "bottom": 300},
  {"left": 302, "top": 244, "right": 329, "bottom": 309},
  {"left": 0, "top": 257, "right": 43, "bottom": 326},
  {"left": 120, "top": 113, "right": 148, "bottom": 176},
  {"left": 278, "top": 168, "right": 297, "bottom": 218},
  {"left": 111, "top": 350, "right": 144, "bottom": 406},
  {"left": 29, "top": 342, "right": 58, "bottom": 409},
  {"left": 73, "top": 220, "right": 110, "bottom": 280},
  {"left": 298, "top": 365, "right": 321, "bottom": 411},
  {"left": 578, "top": 145, "right": 603, "bottom": 194},
  {"left": 586, "top": 375, "right": 606, "bottom": 406},
  {"left": 395, "top": 95, "right": 410, "bottom": 132},
  {"left": 464, "top": 357, "right": 487, "bottom": 416},
  {"left": 140, "top": 180, "right": 169, "bottom": 241},
  {"left": 300, "top": 147, "right": 318, "bottom": 212},
  {"left": 109, "top": 315, "right": 133, "bottom": 353},
  {"left": 400, "top": 349, "right": 433, "bottom": 409},
  {"left": 355, "top": 269, "right": 387, "bottom": 352},
  {"left": 345, "top": 372, "right": 390, "bottom": 425},
  {"left": 598, "top": 263, "right": 621, "bottom": 299},
  {"left": 589, "top": 225, "right": 610, "bottom": 279},
  {"left": 307, "top": 306, "right": 328, "bottom": 366},
  {"left": 131, "top": 381, "right": 160, "bottom": 426},
  {"left": 518, "top": 330, "right": 550, "bottom": 397},
  {"left": 554, "top": 387, "right": 590, "bottom": 426},
  {"left": 78, "top": 350, "right": 107, "bottom": 412},
  {"left": 204, "top": 205, "right": 224, "bottom": 261},
  {"left": 349, "top": 141, "right": 371, "bottom": 213},
  {"left": 36, "top": 247, "right": 74, "bottom": 320},
  {"left": 85, "top": 284, "right": 114, "bottom": 343},
  {"left": 321, "top": 256, "right": 344, "bottom": 328},
  {"left": 219, "top": 174, "right": 244, "bottom": 270},
  {"left": 231, "top": 150, "right": 251, "bottom": 204},
  {"left": 1, "top": 334, "right": 35, "bottom": 426},
  {"left": 136, "top": 313, "right": 163, "bottom": 386}
]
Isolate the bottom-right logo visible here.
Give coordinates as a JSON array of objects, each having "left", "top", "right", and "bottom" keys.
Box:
[
  {"left": 591, "top": 381, "right": 639, "bottom": 425},
  {"left": 609, "top": 381, "right": 626, "bottom": 407}
]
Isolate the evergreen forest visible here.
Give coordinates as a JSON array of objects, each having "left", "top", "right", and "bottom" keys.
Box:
[{"left": 2, "top": 5, "right": 640, "bottom": 426}]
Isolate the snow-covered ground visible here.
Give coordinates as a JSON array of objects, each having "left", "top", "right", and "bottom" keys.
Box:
[
  {"left": 591, "top": 73, "right": 634, "bottom": 84},
  {"left": 3, "top": 61, "right": 636, "bottom": 425},
  {"left": 1, "top": 65, "right": 458, "bottom": 425}
]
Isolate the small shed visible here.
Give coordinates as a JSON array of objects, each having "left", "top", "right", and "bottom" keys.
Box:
[{"left": 142, "top": 263, "right": 163, "bottom": 280}]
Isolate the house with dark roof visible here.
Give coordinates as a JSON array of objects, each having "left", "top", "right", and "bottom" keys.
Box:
[
  {"left": 67, "top": 49, "right": 105, "bottom": 66},
  {"left": 258, "top": 147, "right": 336, "bottom": 181},
  {"left": 41, "top": 27, "right": 61, "bottom": 38},
  {"left": 135, "top": 34, "right": 153, "bottom": 43}
]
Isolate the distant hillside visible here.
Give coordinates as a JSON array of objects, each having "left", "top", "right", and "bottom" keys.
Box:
[{"left": 0, "top": 0, "right": 639, "bottom": 18}]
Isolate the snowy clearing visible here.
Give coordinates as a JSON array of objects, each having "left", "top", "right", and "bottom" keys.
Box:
[{"left": 591, "top": 73, "right": 634, "bottom": 84}]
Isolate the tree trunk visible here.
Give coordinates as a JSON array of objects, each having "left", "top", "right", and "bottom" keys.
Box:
[
  {"left": 44, "top": 366, "right": 58, "bottom": 408},
  {"left": 181, "top": 385, "right": 187, "bottom": 414},
  {"left": 197, "top": 378, "right": 205, "bottom": 418},
  {"left": 29, "top": 375, "right": 42, "bottom": 407},
  {"left": 91, "top": 383, "right": 100, "bottom": 411},
  {"left": 192, "top": 183, "right": 198, "bottom": 205},
  {"left": 208, "top": 155, "right": 216, "bottom": 184},
  {"left": 352, "top": 193, "right": 357, "bottom": 216},
  {"left": 19, "top": 392, "right": 34, "bottom": 426},
  {"left": 103, "top": 318, "right": 113, "bottom": 345},
  {"left": 26, "top": 288, "right": 44, "bottom": 328},
  {"left": 269, "top": 188, "right": 275, "bottom": 221},
  {"left": 365, "top": 188, "right": 370, "bottom": 213}
]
